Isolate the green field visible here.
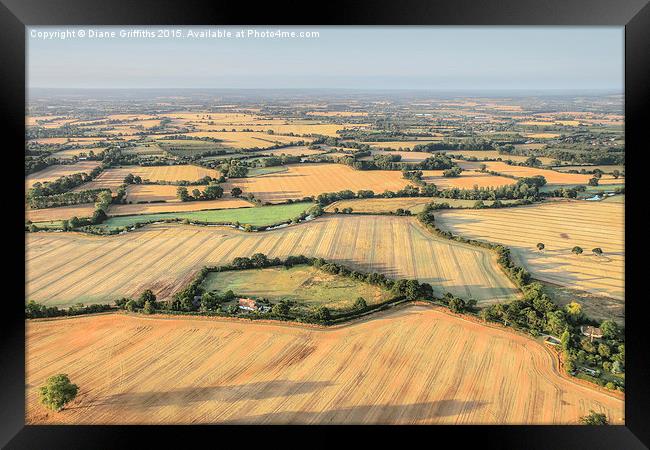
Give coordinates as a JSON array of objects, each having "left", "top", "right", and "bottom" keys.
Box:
[
  {"left": 201, "top": 265, "right": 392, "bottom": 310},
  {"left": 247, "top": 166, "right": 288, "bottom": 177},
  {"left": 540, "top": 183, "right": 624, "bottom": 194},
  {"left": 30, "top": 220, "right": 65, "bottom": 230},
  {"left": 100, "top": 202, "right": 314, "bottom": 230},
  {"left": 158, "top": 139, "right": 225, "bottom": 156}
]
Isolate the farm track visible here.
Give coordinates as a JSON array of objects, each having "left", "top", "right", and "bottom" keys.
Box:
[
  {"left": 25, "top": 305, "right": 624, "bottom": 424},
  {"left": 25, "top": 215, "right": 519, "bottom": 307}
]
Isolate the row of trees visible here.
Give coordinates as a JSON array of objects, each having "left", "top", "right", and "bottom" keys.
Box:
[
  {"left": 27, "top": 188, "right": 110, "bottom": 209},
  {"left": 312, "top": 177, "right": 544, "bottom": 208}
]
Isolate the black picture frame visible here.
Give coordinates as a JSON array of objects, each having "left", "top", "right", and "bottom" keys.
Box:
[{"left": 1, "top": 0, "right": 648, "bottom": 447}]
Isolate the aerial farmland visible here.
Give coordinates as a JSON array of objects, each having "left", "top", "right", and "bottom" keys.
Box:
[{"left": 25, "top": 88, "right": 625, "bottom": 425}]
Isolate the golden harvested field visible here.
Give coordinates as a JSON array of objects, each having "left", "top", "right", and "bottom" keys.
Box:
[
  {"left": 323, "top": 197, "right": 518, "bottom": 214},
  {"left": 125, "top": 184, "right": 184, "bottom": 203},
  {"left": 26, "top": 161, "right": 102, "bottom": 189},
  {"left": 25, "top": 306, "right": 624, "bottom": 424},
  {"left": 325, "top": 197, "right": 435, "bottom": 214},
  {"left": 480, "top": 162, "right": 593, "bottom": 185},
  {"left": 73, "top": 165, "right": 221, "bottom": 192},
  {"left": 436, "top": 200, "right": 624, "bottom": 301},
  {"left": 109, "top": 198, "right": 252, "bottom": 216},
  {"left": 596, "top": 176, "right": 625, "bottom": 186},
  {"left": 26, "top": 116, "right": 78, "bottom": 128},
  {"left": 25, "top": 215, "right": 518, "bottom": 308},
  {"left": 421, "top": 171, "right": 515, "bottom": 189},
  {"left": 225, "top": 163, "right": 412, "bottom": 203},
  {"left": 26, "top": 203, "right": 96, "bottom": 222}
]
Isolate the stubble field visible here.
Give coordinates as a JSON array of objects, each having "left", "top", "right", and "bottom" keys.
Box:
[
  {"left": 226, "top": 164, "right": 413, "bottom": 203},
  {"left": 26, "top": 305, "right": 624, "bottom": 424},
  {"left": 435, "top": 200, "right": 624, "bottom": 303},
  {"left": 26, "top": 161, "right": 102, "bottom": 189},
  {"left": 26, "top": 215, "right": 518, "bottom": 308},
  {"left": 72, "top": 165, "right": 222, "bottom": 192},
  {"left": 26, "top": 203, "right": 96, "bottom": 222}
]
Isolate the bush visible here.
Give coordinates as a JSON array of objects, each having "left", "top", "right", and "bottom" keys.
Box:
[{"left": 39, "top": 374, "right": 78, "bottom": 411}]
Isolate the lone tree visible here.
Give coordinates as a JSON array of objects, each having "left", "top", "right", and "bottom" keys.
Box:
[
  {"left": 579, "top": 410, "right": 609, "bottom": 425},
  {"left": 231, "top": 187, "right": 242, "bottom": 197},
  {"left": 536, "top": 243, "right": 545, "bottom": 252},
  {"left": 592, "top": 247, "right": 603, "bottom": 256},
  {"left": 572, "top": 246, "right": 583, "bottom": 256},
  {"left": 39, "top": 374, "right": 78, "bottom": 412},
  {"left": 612, "top": 169, "right": 620, "bottom": 179}
]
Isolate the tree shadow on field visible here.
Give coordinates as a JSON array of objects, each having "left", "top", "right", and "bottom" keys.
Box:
[
  {"left": 221, "top": 399, "right": 489, "bottom": 424},
  {"left": 76, "top": 380, "right": 334, "bottom": 410}
]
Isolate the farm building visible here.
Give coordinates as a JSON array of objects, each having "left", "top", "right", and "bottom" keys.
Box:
[
  {"left": 238, "top": 298, "right": 259, "bottom": 311},
  {"left": 238, "top": 298, "right": 271, "bottom": 313},
  {"left": 581, "top": 326, "right": 604, "bottom": 341}
]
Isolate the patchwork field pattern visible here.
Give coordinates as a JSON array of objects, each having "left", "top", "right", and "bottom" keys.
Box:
[
  {"left": 25, "top": 215, "right": 519, "bottom": 308},
  {"left": 26, "top": 306, "right": 624, "bottom": 424}
]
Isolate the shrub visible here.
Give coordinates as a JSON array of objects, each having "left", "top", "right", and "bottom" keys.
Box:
[{"left": 39, "top": 374, "right": 78, "bottom": 411}]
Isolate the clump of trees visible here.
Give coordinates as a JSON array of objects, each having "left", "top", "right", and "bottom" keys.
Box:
[
  {"left": 220, "top": 160, "right": 248, "bottom": 178},
  {"left": 579, "top": 410, "right": 609, "bottom": 425},
  {"left": 39, "top": 374, "right": 78, "bottom": 412},
  {"left": 442, "top": 167, "right": 462, "bottom": 177},
  {"left": 176, "top": 184, "right": 224, "bottom": 202}
]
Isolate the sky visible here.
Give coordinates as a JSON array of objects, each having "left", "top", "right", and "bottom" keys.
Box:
[{"left": 27, "top": 26, "right": 624, "bottom": 91}]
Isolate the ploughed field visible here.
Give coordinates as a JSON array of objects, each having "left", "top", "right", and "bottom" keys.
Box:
[
  {"left": 26, "top": 305, "right": 624, "bottom": 424},
  {"left": 435, "top": 200, "right": 624, "bottom": 303},
  {"left": 25, "top": 215, "right": 518, "bottom": 308}
]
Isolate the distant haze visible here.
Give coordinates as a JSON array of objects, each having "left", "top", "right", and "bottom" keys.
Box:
[{"left": 28, "top": 26, "right": 623, "bottom": 92}]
